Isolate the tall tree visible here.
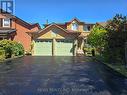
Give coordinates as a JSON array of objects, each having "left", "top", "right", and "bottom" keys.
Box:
[{"left": 105, "top": 14, "right": 127, "bottom": 63}]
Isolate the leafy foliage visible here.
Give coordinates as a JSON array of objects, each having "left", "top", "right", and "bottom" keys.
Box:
[
  {"left": 87, "top": 25, "right": 107, "bottom": 54},
  {"left": 104, "top": 14, "right": 127, "bottom": 63},
  {"left": 106, "top": 14, "right": 127, "bottom": 32},
  {"left": 87, "top": 25, "right": 107, "bottom": 48},
  {"left": 0, "top": 40, "right": 24, "bottom": 58},
  {"left": 0, "top": 47, "right": 5, "bottom": 60},
  {"left": 87, "top": 14, "right": 127, "bottom": 63}
]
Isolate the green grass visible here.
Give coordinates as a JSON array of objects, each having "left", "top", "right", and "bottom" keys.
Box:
[
  {"left": 104, "top": 63, "right": 127, "bottom": 77},
  {"left": 95, "top": 55, "right": 127, "bottom": 77}
]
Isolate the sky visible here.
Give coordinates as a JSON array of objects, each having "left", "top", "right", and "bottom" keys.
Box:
[{"left": 14, "top": 0, "right": 127, "bottom": 27}]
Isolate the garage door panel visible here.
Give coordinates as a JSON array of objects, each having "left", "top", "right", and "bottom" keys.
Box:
[
  {"left": 55, "top": 40, "right": 74, "bottom": 56},
  {"left": 34, "top": 40, "right": 52, "bottom": 56}
]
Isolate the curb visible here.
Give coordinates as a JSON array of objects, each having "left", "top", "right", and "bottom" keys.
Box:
[{"left": 92, "top": 57, "right": 127, "bottom": 78}]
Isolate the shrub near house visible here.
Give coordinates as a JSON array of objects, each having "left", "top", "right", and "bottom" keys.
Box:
[
  {"left": 0, "top": 40, "right": 24, "bottom": 60},
  {"left": 0, "top": 47, "right": 5, "bottom": 60}
]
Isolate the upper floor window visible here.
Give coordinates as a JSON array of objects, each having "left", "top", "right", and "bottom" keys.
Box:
[
  {"left": 84, "top": 25, "right": 91, "bottom": 31},
  {"left": 71, "top": 22, "right": 78, "bottom": 31},
  {"left": 3, "top": 18, "right": 11, "bottom": 27}
]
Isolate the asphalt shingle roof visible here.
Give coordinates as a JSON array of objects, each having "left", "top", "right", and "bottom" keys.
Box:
[{"left": 0, "top": 29, "right": 16, "bottom": 34}]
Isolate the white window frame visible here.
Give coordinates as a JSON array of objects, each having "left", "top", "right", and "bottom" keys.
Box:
[
  {"left": 71, "top": 23, "right": 78, "bottom": 31},
  {"left": 3, "top": 18, "right": 11, "bottom": 27}
]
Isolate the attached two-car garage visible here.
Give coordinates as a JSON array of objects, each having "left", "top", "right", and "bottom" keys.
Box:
[{"left": 33, "top": 39, "right": 74, "bottom": 56}]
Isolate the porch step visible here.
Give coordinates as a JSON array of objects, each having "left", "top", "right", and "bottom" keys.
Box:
[{"left": 76, "top": 49, "right": 84, "bottom": 56}]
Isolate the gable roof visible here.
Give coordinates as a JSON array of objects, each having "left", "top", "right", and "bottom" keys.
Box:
[
  {"left": 96, "top": 22, "right": 108, "bottom": 28},
  {"left": 43, "top": 18, "right": 95, "bottom": 29},
  {"left": 28, "top": 23, "right": 81, "bottom": 35},
  {"left": 39, "top": 23, "right": 68, "bottom": 33},
  {"left": 30, "top": 23, "right": 41, "bottom": 29},
  {"left": 0, "top": 29, "right": 16, "bottom": 34},
  {"left": 70, "top": 17, "right": 81, "bottom": 22},
  {"left": 13, "top": 15, "right": 41, "bottom": 29},
  {"left": 41, "top": 23, "right": 80, "bottom": 34},
  {"left": 66, "top": 18, "right": 85, "bottom": 24},
  {"left": 43, "top": 23, "right": 65, "bottom": 28},
  {"left": 0, "top": 8, "right": 41, "bottom": 29}
]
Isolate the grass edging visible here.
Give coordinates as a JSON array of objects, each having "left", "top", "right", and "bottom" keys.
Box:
[{"left": 93, "top": 57, "right": 127, "bottom": 78}]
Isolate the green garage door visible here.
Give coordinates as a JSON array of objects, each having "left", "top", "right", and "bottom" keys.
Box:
[
  {"left": 34, "top": 40, "right": 52, "bottom": 56},
  {"left": 55, "top": 39, "right": 74, "bottom": 56}
]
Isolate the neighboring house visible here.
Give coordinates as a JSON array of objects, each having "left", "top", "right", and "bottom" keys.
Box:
[
  {"left": 96, "top": 21, "right": 127, "bottom": 31},
  {"left": 28, "top": 18, "right": 95, "bottom": 56},
  {"left": 0, "top": 9, "right": 41, "bottom": 52},
  {"left": 96, "top": 22, "right": 108, "bottom": 28}
]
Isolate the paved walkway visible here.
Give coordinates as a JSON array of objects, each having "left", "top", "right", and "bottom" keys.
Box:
[{"left": 0, "top": 56, "right": 127, "bottom": 95}]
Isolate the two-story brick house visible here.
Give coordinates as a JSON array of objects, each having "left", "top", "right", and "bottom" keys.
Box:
[
  {"left": 28, "top": 18, "right": 95, "bottom": 56},
  {"left": 0, "top": 9, "right": 41, "bottom": 52}
]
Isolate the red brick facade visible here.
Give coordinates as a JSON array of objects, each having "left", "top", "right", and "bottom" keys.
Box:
[{"left": 0, "top": 13, "right": 40, "bottom": 52}]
